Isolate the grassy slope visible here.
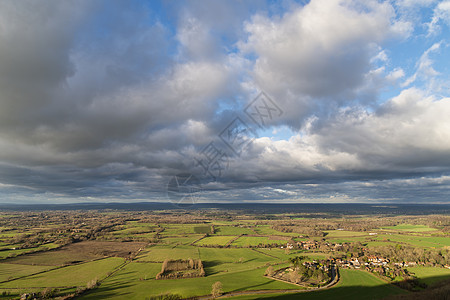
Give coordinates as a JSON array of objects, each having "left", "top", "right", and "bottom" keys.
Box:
[
  {"left": 80, "top": 263, "right": 298, "bottom": 299},
  {"left": 136, "top": 245, "right": 200, "bottom": 261},
  {"left": 382, "top": 225, "right": 438, "bottom": 232},
  {"left": 232, "top": 236, "right": 288, "bottom": 247},
  {"left": 196, "top": 236, "right": 237, "bottom": 246},
  {"left": 0, "top": 263, "right": 55, "bottom": 282},
  {"left": 0, "top": 257, "right": 124, "bottom": 288},
  {"left": 407, "top": 266, "right": 450, "bottom": 286},
  {"left": 228, "top": 269, "right": 406, "bottom": 300}
]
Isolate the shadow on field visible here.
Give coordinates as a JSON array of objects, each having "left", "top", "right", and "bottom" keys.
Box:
[
  {"left": 230, "top": 281, "right": 273, "bottom": 293},
  {"left": 79, "top": 281, "right": 134, "bottom": 299},
  {"left": 202, "top": 260, "right": 223, "bottom": 275},
  {"left": 240, "top": 275, "right": 450, "bottom": 300},
  {"left": 74, "top": 274, "right": 450, "bottom": 300}
]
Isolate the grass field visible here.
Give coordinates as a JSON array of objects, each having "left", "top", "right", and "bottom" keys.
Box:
[
  {"left": 231, "top": 236, "right": 288, "bottom": 247},
  {"left": 214, "top": 226, "right": 255, "bottom": 235},
  {"left": 375, "top": 234, "right": 450, "bottom": 248},
  {"left": 407, "top": 266, "right": 450, "bottom": 286},
  {"left": 253, "top": 226, "right": 300, "bottom": 237},
  {"left": 254, "top": 248, "right": 329, "bottom": 261},
  {"left": 0, "top": 263, "right": 55, "bottom": 282},
  {"left": 195, "top": 235, "right": 237, "bottom": 246},
  {"left": 80, "top": 263, "right": 298, "bottom": 299},
  {"left": 0, "top": 243, "right": 61, "bottom": 260},
  {"left": 162, "top": 235, "right": 203, "bottom": 245},
  {"left": 198, "top": 247, "right": 274, "bottom": 266},
  {"left": 136, "top": 245, "right": 200, "bottom": 262},
  {"left": 0, "top": 257, "right": 124, "bottom": 288},
  {"left": 227, "top": 269, "right": 406, "bottom": 300},
  {"left": 0, "top": 211, "right": 448, "bottom": 300},
  {"left": 324, "top": 230, "right": 369, "bottom": 238},
  {"left": 159, "top": 224, "right": 198, "bottom": 235},
  {"left": 382, "top": 224, "right": 438, "bottom": 232},
  {"left": 363, "top": 241, "right": 398, "bottom": 247},
  {"left": 112, "top": 226, "right": 156, "bottom": 235}
]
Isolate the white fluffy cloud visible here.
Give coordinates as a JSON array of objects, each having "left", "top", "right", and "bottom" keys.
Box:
[
  {"left": 225, "top": 88, "right": 450, "bottom": 185},
  {"left": 239, "top": 0, "right": 412, "bottom": 127}
]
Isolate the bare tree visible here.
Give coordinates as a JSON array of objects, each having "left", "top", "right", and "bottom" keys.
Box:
[{"left": 211, "top": 281, "right": 223, "bottom": 298}]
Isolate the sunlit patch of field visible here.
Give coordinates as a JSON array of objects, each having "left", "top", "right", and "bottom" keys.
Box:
[
  {"left": 0, "top": 257, "right": 124, "bottom": 288},
  {"left": 407, "top": 266, "right": 450, "bottom": 286},
  {"left": 213, "top": 226, "right": 255, "bottom": 236},
  {"left": 226, "top": 269, "right": 406, "bottom": 300},
  {"left": 382, "top": 224, "right": 438, "bottom": 232},
  {"left": 195, "top": 235, "right": 237, "bottom": 246},
  {"left": 136, "top": 245, "right": 200, "bottom": 262},
  {"left": 231, "top": 236, "right": 288, "bottom": 247}
]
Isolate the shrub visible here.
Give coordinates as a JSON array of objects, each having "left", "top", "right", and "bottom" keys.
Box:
[{"left": 265, "top": 266, "right": 274, "bottom": 276}]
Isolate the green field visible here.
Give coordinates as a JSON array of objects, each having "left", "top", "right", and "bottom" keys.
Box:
[
  {"left": 79, "top": 246, "right": 293, "bottom": 299},
  {"left": 253, "top": 226, "right": 300, "bottom": 237},
  {"left": 408, "top": 266, "right": 450, "bottom": 286},
  {"left": 136, "top": 245, "right": 200, "bottom": 262},
  {"left": 80, "top": 263, "right": 298, "bottom": 299},
  {"left": 112, "top": 226, "right": 156, "bottom": 235},
  {"left": 161, "top": 235, "right": 203, "bottom": 245},
  {"left": 232, "top": 236, "right": 288, "bottom": 247},
  {"left": 363, "top": 241, "right": 398, "bottom": 248},
  {"left": 0, "top": 263, "right": 55, "bottom": 282},
  {"left": 0, "top": 210, "right": 448, "bottom": 300},
  {"left": 214, "top": 226, "right": 255, "bottom": 235},
  {"left": 0, "top": 243, "right": 61, "bottom": 260},
  {"left": 0, "top": 257, "right": 124, "bottom": 288},
  {"left": 375, "top": 234, "right": 450, "bottom": 248},
  {"left": 195, "top": 235, "right": 237, "bottom": 246},
  {"left": 227, "top": 269, "right": 406, "bottom": 300},
  {"left": 254, "top": 248, "right": 329, "bottom": 261},
  {"left": 382, "top": 224, "right": 438, "bottom": 232},
  {"left": 324, "top": 230, "right": 369, "bottom": 238}
]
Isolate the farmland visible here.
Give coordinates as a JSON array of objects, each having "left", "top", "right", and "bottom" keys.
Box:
[
  {"left": 0, "top": 206, "right": 448, "bottom": 299},
  {"left": 227, "top": 269, "right": 407, "bottom": 300}
]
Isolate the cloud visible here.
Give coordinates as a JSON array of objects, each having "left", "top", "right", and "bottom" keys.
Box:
[
  {"left": 402, "top": 42, "right": 441, "bottom": 87},
  {"left": 0, "top": 1, "right": 448, "bottom": 203},
  {"left": 239, "top": 0, "right": 412, "bottom": 127},
  {"left": 220, "top": 88, "right": 450, "bottom": 187},
  {"left": 427, "top": 0, "right": 450, "bottom": 35}
]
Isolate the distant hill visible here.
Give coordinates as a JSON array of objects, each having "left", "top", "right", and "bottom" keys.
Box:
[{"left": 0, "top": 202, "right": 449, "bottom": 215}]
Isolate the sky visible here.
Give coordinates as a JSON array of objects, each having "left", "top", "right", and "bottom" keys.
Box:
[{"left": 0, "top": 0, "right": 450, "bottom": 204}]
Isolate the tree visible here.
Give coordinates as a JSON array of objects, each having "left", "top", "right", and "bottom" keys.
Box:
[
  {"left": 161, "top": 259, "right": 169, "bottom": 273},
  {"left": 265, "top": 266, "right": 274, "bottom": 276},
  {"left": 211, "top": 281, "right": 223, "bottom": 298},
  {"left": 86, "top": 278, "right": 99, "bottom": 289},
  {"left": 289, "top": 256, "right": 307, "bottom": 268},
  {"left": 289, "top": 270, "right": 300, "bottom": 283}
]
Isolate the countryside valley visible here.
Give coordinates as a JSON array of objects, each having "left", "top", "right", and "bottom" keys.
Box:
[{"left": 0, "top": 204, "right": 449, "bottom": 300}]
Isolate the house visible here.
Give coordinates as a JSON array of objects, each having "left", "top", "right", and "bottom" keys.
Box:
[{"left": 367, "top": 255, "right": 389, "bottom": 266}]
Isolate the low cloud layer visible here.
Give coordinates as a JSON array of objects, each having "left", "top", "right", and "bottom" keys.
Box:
[{"left": 0, "top": 0, "right": 449, "bottom": 203}]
